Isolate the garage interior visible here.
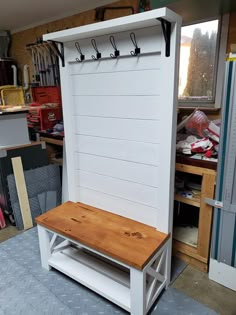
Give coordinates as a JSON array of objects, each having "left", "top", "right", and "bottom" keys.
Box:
[{"left": 0, "top": 0, "right": 236, "bottom": 314}]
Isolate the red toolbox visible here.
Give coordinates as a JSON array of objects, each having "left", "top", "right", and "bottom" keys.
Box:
[
  {"left": 31, "top": 86, "right": 62, "bottom": 105},
  {"left": 27, "top": 107, "right": 62, "bottom": 131}
]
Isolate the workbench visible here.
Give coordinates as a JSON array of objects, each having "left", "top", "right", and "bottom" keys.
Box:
[{"left": 0, "top": 109, "right": 30, "bottom": 147}]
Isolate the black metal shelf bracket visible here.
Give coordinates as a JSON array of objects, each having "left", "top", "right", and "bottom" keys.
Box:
[
  {"left": 48, "top": 40, "right": 65, "bottom": 67},
  {"left": 157, "top": 18, "right": 171, "bottom": 57}
]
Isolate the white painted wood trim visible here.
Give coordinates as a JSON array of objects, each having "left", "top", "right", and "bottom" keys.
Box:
[
  {"left": 130, "top": 269, "right": 146, "bottom": 315},
  {"left": 209, "top": 258, "right": 236, "bottom": 291},
  {"left": 37, "top": 226, "right": 52, "bottom": 271},
  {"left": 43, "top": 8, "right": 181, "bottom": 42}
]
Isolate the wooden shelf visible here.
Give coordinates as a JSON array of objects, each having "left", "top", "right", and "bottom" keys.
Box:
[
  {"left": 174, "top": 193, "right": 200, "bottom": 207},
  {"left": 173, "top": 162, "right": 216, "bottom": 272},
  {"left": 173, "top": 226, "right": 198, "bottom": 248},
  {"left": 40, "top": 136, "right": 63, "bottom": 146}
]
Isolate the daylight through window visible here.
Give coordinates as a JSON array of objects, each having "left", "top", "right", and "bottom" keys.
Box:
[{"left": 178, "top": 20, "right": 219, "bottom": 104}]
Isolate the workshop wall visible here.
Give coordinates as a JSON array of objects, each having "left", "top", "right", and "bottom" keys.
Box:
[
  {"left": 10, "top": 0, "right": 136, "bottom": 83},
  {"left": 10, "top": 0, "right": 236, "bottom": 84}
]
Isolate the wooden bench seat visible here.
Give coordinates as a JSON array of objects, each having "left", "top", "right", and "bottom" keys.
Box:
[
  {"left": 36, "top": 201, "right": 171, "bottom": 314},
  {"left": 36, "top": 201, "right": 169, "bottom": 270}
]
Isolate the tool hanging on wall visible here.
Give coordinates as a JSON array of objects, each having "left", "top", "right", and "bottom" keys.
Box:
[{"left": 26, "top": 40, "right": 60, "bottom": 87}]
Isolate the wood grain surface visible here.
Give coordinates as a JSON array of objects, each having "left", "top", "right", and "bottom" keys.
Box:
[{"left": 35, "top": 201, "right": 169, "bottom": 270}]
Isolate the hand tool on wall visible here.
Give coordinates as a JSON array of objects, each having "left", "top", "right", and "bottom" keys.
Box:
[{"left": 26, "top": 40, "right": 60, "bottom": 87}]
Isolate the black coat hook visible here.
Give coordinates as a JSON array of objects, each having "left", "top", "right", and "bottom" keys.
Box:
[
  {"left": 91, "top": 39, "right": 101, "bottom": 60},
  {"left": 110, "top": 36, "right": 120, "bottom": 58},
  {"left": 130, "top": 32, "right": 140, "bottom": 56},
  {"left": 75, "top": 42, "right": 85, "bottom": 62}
]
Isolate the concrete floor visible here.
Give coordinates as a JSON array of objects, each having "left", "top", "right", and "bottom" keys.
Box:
[
  {"left": 0, "top": 224, "right": 21, "bottom": 243},
  {"left": 172, "top": 265, "right": 236, "bottom": 315},
  {"left": 1, "top": 225, "right": 236, "bottom": 315}
]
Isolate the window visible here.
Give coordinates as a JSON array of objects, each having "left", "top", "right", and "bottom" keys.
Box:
[{"left": 178, "top": 16, "right": 229, "bottom": 108}]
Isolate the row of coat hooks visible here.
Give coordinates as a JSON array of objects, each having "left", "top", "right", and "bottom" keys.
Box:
[{"left": 75, "top": 32, "right": 141, "bottom": 62}]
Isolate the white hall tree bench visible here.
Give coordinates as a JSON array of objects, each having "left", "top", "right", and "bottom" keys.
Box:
[{"left": 36, "top": 7, "right": 181, "bottom": 315}]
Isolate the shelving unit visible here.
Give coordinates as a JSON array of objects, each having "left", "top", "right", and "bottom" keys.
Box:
[
  {"left": 39, "top": 132, "right": 64, "bottom": 165},
  {"left": 173, "top": 161, "right": 216, "bottom": 272},
  {"left": 174, "top": 193, "right": 200, "bottom": 208}
]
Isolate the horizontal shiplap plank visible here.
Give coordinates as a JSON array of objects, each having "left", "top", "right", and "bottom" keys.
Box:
[
  {"left": 73, "top": 95, "right": 160, "bottom": 119},
  {"left": 76, "top": 186, "right": 158, "bottom": 228},
  {"left": 70, "top": 54, "right": 161, "bottom": 75},
  {"left": 76, "top": 170, "right": 159, "bottom": 208},
  {"left": 74, "top": 135, "right": 160, "bottom": 166},
  {"left": 75, "top": 153, "right": 159, "bottom": 187},
  {"left": 72, "top": 69, "right": 160, "bottom": 96},
  {"left": 74, "top": 116, "right": 160, "bottom": 143}
]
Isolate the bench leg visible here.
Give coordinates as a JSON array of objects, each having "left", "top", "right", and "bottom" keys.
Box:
[
  {"left": 165, "top": 241, "right": 171, "bottom": 288},
  {"left": 130, "top": 268, "right": 146, "bottom": 315},
  {"left": 37, "top": 225, "right": 51, "bottom": 271}
]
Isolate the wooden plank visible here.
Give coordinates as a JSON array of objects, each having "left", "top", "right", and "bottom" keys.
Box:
[
  {"left": 197, "top": 173, "right": 216, "bottom": 259},
  {"left": 176, "top": 155, "right": 217, "bottom": 171},
  {"left": 174, "top": 194, "right": 200, "bottom": 208},
  {"left": 172, "top": 248, "right": 208, "bottom": 273},
  {"left": 40, "top": 137, "right": 63, "bottom": 146},
  {"left": 176, "top": 163, "right": 216, "bottom": 176},
  {"left": 36, "top": 201, "right": 169, "bottom": 270},
  {"left": 11, "top": 157, "right": 33, "bottom": 230},
  {"left": 172, "top": 239, "right": 207, "bottom": 263}
]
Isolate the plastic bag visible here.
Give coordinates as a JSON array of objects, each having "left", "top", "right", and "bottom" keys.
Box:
[{"left": 185, "top": 110, "right": 209, "bottom": 137}]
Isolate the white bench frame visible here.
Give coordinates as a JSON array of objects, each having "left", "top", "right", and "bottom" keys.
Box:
[{"left": 38, "top": 224, "right": 170, "bottom": 315}]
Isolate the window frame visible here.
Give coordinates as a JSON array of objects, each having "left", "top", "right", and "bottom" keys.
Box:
[{"left": 178, "top": 14, "right": 229, "bottom": 109}]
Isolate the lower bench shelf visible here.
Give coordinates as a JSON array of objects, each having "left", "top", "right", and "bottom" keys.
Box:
[{"left": 49, "top": 246, "right": 131, "bottom": 311}]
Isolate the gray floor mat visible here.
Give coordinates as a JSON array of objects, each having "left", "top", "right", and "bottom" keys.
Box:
[
  {"left": 7, "top": 165, "right": 61, "bottom": 230},
  {"left": 0, "top": 228, "right": 219, "bottom": 315}
]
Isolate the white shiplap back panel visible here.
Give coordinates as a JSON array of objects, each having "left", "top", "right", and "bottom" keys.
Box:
[
  {"left": 56, "top": 9, "right": 181, "bottom": 233},
  {"left": 70, "top": 53, "right": 161, "bottom": 75},
  {"left": 74, "top": 116, "right": 160, "bottom": 143},
  {"left": 76, "top": 187, "right": 159, "bottom": 228},
  {"left": 76, "top": 170, "right": 159, "bottom": 209},
  {"left": 72, "top": 68, "right": 160, "bottom": 96},
  {"left": 75, "top": 153, "right": 159, "bottom": 187},
  {"left": 74, "top": 135, "right": 160, "bottom": 166},
  {"left": 73, "top": 95, "right": 161, "bottom": 119}
]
